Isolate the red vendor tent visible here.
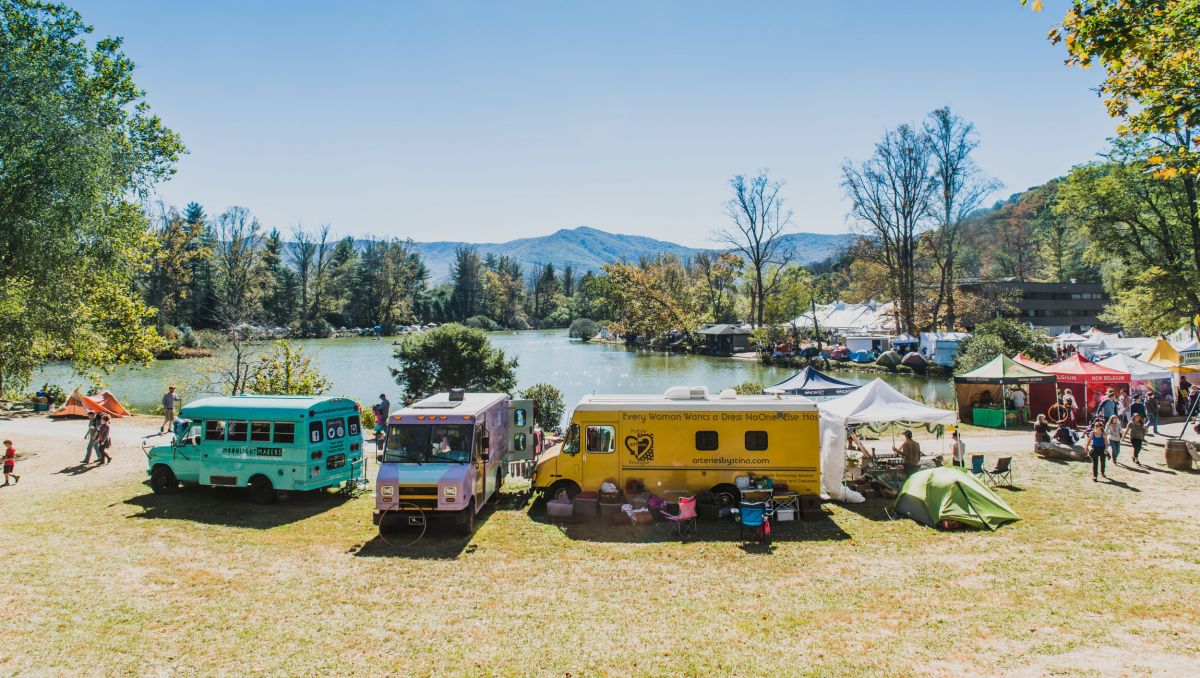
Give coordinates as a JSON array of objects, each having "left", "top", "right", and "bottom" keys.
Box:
[{"left": 1044, "top": 354, "right": 1130, "bottom": 423}]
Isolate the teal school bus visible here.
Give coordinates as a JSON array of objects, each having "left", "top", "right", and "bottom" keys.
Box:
[{"left": 145, "top": 395, "right": 365, "bottom": 503}]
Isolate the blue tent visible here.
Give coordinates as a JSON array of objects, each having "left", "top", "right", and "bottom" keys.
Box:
[
  {"left": 850, "top": 350, "right": 874, "bottom": 363},
  {"left": 764, "top": 366, "right": 862, "bottom": 398}
]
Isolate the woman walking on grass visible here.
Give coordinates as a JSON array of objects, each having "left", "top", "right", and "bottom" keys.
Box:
[
  {"left": 96, "top": 414, "right": 113, "bottom": 465},
  {"left": 1089, "top": 423, "right": 1108, "bottom": 482},
  {"left": 1105, "top": 415, "right": 1124, "bottom": 465},
  {"left": 81, "top": 412, "right": 101, "bottom": 464},
  {"left": 1124, "top": 413, "right": 1147, "bottom": 466}
]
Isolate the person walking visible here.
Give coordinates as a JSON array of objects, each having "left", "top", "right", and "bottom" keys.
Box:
[
  {"left": 1118, "top": 389, "right": 1131, "bottom": 425},
  {"left": 1062, "top": 389, "right": 1078, "bottom": 427},
  {"left": 96, "top": 415, "right": 113, "bottom": 464},
  {"left": 893, "top": 429, "right": 922, "bottom": 478},
  {"left": 1124, "top": 413, "right": 1147, "bottom": 466},
  {"left": 1089, "top": 423, "right": 1108, "bottom": 482},
  {"left": 1146, "top": 391, "right": 1161, "bottom": 435},
  {"left": 1105, "top": 415, "right": 1124, "bottom": 465},
  {"left": 3, "top": 439, "right": 19, "bottom": 485},
  {"left": 81, "top": 411, "right": 102, "bottom": 464},
  {"left": 160, "top": 385, "right": 181, "bottom": 434},
  {"left": 1096, "top": 390, "right": 1119, "bottom": 422},
  {"left": 950, "top": 430, "right": 966, "bottom": 468}
]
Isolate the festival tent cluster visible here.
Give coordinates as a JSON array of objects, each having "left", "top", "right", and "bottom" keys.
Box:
[
  {"left": 1043, "top": 354, "right": 1130, "bottom": 419},
  {"left": 1097, "top": 353, "right": 1174, "bottom": 411}
]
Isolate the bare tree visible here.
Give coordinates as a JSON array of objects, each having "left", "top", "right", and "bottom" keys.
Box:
[
  {"left": 924, "top": 107, "right": 999, "bottom": 329},
  {"left": 309, "top": 224, "right": 333, "bottom": 324},
  {"left": 841, "top": 124, "right": 937, "bottom": 334},
  {"left": 210, "top": 206, "right": 269, "bottom": 395},
  {"left": 290, "top": 226, "right": 315, "bottom": 324},
  {"left": 719, "top": 172, "right": 793, "bottom": 327}
]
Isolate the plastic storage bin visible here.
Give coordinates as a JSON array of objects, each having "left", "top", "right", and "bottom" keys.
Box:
[{"left": 574, "top": 492, "right": 599, "bottom": 518}]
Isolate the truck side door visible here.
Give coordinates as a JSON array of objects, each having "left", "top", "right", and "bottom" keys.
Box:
[
  {"left": 507, "top": 399, "right": 536, "bottom": 460},
  {"left": 582, "top": 422, "right": 620, "bottom": 491}
]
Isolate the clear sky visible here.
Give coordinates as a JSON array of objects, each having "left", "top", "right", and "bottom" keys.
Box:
[{"left": 73, "top": 0, "right": 1115, "bottom": 246}]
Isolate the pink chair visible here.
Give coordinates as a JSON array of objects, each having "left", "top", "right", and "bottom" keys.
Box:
[{"left": 665, "top": 496, "right": 698, "bottom": 540}]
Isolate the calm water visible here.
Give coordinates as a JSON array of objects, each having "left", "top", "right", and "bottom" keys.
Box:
[{"left": 34, "top": 330, "right": 955, "bottom": 413}]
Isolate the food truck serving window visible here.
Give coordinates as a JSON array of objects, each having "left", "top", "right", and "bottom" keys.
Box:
[
  {"left": 250, "top": 422, "right": 271, "bottom": 442},
  {"left": 745, "top": 431, "right": 768, "bottom": 451},
  {"left": 274, "top": 422, "right": 296, "bottom": 444},
  {"left": 586, "top": 426, "right": 615, "bottom": 453},
  {"left": 228, "top": 421, "right": 248, "bottom": 442},
  {"left": 205, "top": 420, "right": 226, "bottom": 441},
  {"left": 695, "top": 431, "right": 719, "bottom": 451},
  {"left": 384, "top": 424, "right": 473, "bottom": 463}
]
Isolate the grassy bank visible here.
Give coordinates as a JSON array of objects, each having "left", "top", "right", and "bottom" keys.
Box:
[{"left": 4, "top": 426, "right": 1199, "bottom": 675}]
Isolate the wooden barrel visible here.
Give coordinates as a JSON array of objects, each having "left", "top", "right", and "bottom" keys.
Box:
[{"left": 1164, "top": 440, "right": 1193, "bottom": 470}]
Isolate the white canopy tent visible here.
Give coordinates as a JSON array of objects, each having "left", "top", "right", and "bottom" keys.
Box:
[
  {"left": 817, "top": 379, "right": 958, "bottom": 502},
  {"left": 1096, "top": 353, "right": 1173, "bottom": 381}
]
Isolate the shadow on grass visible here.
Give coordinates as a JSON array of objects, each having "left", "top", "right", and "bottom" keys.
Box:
[
  {"left": 55, "top": 462, "right": 103, "bottom": 476},
  {"left": 124, "top": 485, "right": 356, "bottom": 529},
  {"left": 350, "top": 489, "right": 533, "bottom": 560},
  {"left": 1102, "top": 477, "right": 1141, "bottom": 492},
  {"left": 526, "top": 501, "right": 852, "bottom": 545}
]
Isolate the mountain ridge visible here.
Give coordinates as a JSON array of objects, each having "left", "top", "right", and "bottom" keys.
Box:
[{"left": 406, "top": 226, "right": 852, "bottom": 282}]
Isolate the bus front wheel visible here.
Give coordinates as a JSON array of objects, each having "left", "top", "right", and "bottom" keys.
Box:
[
  {"left": 545, "top": 480, "right": 580, "bottom": 503},
  {"left": 150, "top": 465, "right": 179, "bottom": 494},
  {"left": 248, "top": 475, "right": 277, "bottom": 505}
]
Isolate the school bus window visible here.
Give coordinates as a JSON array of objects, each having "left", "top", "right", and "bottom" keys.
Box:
[
  {"left": 228, "top": 421, "right": 249, "bottom": 442},
  {"left": 274, "top": 422, "right": 296, "bottom": 444},
  {"left": 514, "top": 408, "right": 526, "bottom": 428},
  {"left": 695, "top": 430, "right": 718, "bottom": 451},
  {"left": 204, "top": 420, "right": 226, "bottom": 441},
  {"left": 308, "top": 420, "right": 324, "bottom": 444},
  {"left": 347, "top": 415, "right": 360, "bottom": 437},
  {"left": 562, "top": 424, "right": 580, "bottom": 455},
  {"left": 250, "top": 422, "right": 271, "bottom": 442},
  {"left": 513, "top": 433, "right": 526, "bottom": 452},
  {"left": 746, "top": 431, "right": 768, "bottom": 451},
  {"left": 586, "top": 425, "right": 615, "bottom": 453}
]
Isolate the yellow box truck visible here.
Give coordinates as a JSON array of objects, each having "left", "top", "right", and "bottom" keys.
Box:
[{"left": 532, "top": 386, "right": 820, "bottom": 505}]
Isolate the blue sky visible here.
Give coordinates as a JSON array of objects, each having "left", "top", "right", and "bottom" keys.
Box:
[{"left": 74, "top": 1, "right": 1114, "bottom": 246}]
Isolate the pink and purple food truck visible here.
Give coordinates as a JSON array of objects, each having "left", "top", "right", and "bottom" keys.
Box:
[{"left": 373, "top": 390, "right": 533, "bottom": 534}]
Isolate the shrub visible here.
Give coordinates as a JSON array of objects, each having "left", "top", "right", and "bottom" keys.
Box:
[
  {"left": 507, "top": 316, "right": 531, "bottom": 331},
  {"left": 358, "top": 403, "right": 377, "bottom": 430},
  {"left": 732, "top": 381, "right": 764, "bottom": 395},
  {"left": 568, "top": 318, "right": 599, "bottom": 342},
  {"left": 464, "top": 315, "right": 501, "bottom": 332},
  {"left": 519, "top": 383, "right": 565, "bottom": 433}
]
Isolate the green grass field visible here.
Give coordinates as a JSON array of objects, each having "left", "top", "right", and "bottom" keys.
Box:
[{"left": 6, "top": 450, "right": 1200, "bottom": 676}]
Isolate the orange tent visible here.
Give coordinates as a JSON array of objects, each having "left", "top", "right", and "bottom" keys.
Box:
[{"left": 49, "top": 389, "right": 128, "bottom": 418}]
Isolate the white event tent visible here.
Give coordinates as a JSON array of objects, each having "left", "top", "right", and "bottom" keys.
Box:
[{"left": 817, "top": 379, "right": 958, "bottom": 502}]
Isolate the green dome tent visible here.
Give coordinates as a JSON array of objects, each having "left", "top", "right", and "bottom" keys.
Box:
[
  {"left": 894, "top": 466, "right": 1020, "bottom": 531},
  {"left": 875, "top": 349, "right": 902, "bottom": 367}
]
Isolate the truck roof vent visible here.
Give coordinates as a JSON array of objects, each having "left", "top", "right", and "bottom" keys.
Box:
[
  {"left": 717, "top": 389, "right": 738, "bottom": 400},
  {"left": 664, "top": 386, "right": 708, "bottom": 400},
  {"left": 449, "top": 388, "right": 465, "bottom": 402}
]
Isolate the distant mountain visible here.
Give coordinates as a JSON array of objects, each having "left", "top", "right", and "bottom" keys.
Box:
[{"left": 408, "top": 226, "right": 852, "bottom": 282}]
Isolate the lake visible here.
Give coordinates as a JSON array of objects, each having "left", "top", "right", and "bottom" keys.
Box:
[{"left": 34, "top": 330, "right": 955, "bottom": 414}]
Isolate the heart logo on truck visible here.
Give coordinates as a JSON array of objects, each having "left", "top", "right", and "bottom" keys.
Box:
[{"left": 624, "top": 434, "right": 654, "bottom": 462}]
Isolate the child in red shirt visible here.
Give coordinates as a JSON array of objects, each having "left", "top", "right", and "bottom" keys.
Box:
[{"left": 3, "top": 440, "right": 19, "bottom": 485}]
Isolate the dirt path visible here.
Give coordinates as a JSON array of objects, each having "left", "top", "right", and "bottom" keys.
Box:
[{"left": 0, "top": 414, "right": 162, "bottom": 495}]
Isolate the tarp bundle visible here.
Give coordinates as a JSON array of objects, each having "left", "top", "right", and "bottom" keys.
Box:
[
  {"left": 764, "top": 366, "right": 861, "bottom": 398},
  {"left": 818, "top": 379, "right": 957, "bottom": 502},
  {"left": 49, "top": 389, "right": 129, "bottom": 418},
  {"left": 894, "top": 466, "right": 1020, "bottom": 531}
]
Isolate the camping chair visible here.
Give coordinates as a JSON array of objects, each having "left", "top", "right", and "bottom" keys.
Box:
[
  {"left": 734, "top": 501, "right": 772, "bottom": 545},
  {"left": 664, "top": 496, "right": 698, "bottom": 540},
  {"left": 984, "top": 457, "right": 1013, "bottom": 488},
  {"left": 970, "top": 454, "right": 987, "bottom": 481}
]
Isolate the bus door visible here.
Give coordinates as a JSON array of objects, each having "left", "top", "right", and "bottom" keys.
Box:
[
  {"left": 581, "top": 423, "right": 619, "bottom": 490},
  {"left": 173, "top": 419, "right": 204, "bottom": 483}
]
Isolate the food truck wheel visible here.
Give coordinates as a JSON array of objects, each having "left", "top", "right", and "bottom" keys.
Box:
[
  {"left": 459, "top": 499, "right": 476, "bottom": 536},
  {"left": 247, "top": 475, "right": 278, "bottom": 505},
  {"left": 545, "top": 480, "right": 580, "bottom": 502},
  {"left": 149, "top": 465, "right": 179, "bottom": 494}
]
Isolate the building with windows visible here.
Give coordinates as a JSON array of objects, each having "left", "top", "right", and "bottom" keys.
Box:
[{"left": 956, "top": 279, "right": 1111, "bottom": 335}]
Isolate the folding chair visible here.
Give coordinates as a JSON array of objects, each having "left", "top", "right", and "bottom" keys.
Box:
[
  {"left": 984, "top": 457, "right": 1013, "bottom": 487},
  {"left": 664, "top": 496, "right": 698, "bottom": 540},
  {"left": 969, "top": 454, "right": 987, "bottom": 481},
  {"left": 734, "top": 501, "right": 772, "bottom": 545}
]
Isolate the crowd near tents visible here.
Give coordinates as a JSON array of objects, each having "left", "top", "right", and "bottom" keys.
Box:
[{"left": 953, "top": 355, "right": 1057, "bottom": 427}]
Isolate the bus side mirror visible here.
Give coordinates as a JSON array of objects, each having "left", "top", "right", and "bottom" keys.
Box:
[
  {"left": 481, "top": 452, "right": 490, "bottom": 462},
  {"left": 481, "top": 436, "right": 490, "bottom": 450}
]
